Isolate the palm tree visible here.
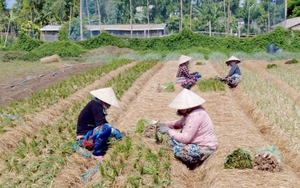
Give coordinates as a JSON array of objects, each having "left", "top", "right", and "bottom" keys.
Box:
[{"left": 194, "top": 0, "right": 223, "bottom": 35}]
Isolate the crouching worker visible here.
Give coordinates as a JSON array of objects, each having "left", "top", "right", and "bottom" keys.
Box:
[
  {"left": 176, "top": 55, "right": 201, "bottom": 90},
  {"left": 220, "top": 56, "right": 242, "bottom": 88},
  {"left": 157, "top": 89, "right": 218, "bottom": 169},
  {"left": 78, "top": 123, "right": 122, "bottom": 160},
  {"left": 76, "top": 87, "right": 122, "bottom": 160}
]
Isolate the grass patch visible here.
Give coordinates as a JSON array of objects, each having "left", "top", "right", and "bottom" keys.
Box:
[
  {"left": 198, "top": 78, "right": 226, "bottom": 92},
  {"left": 0, "top": 61, "right": 63, "bottom": 81}
]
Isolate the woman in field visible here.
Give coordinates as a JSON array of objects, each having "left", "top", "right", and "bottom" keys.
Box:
[
  {"left": 76, "top": 87, "right": 122, "bottom": 160},
  {"left": 176, "top": 55, "right": 201, "bottom": 89},
  {"left": 157, "top": 89, "right": 218, "bottom": 169},
  {"left": 221, "top": 56, "right": 242, "bottom": 88}
]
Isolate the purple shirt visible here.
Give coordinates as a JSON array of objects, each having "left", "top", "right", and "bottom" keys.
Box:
[
  {"left": 165, "top": 106, "right": 218, "bottom": 150},
  {"left": 176, "top": 65, "right": 193, "bottom": 79}
]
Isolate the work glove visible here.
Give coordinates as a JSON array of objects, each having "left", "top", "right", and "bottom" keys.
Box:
[{"left": 157, "top": 123, "right": 170, "bottom": 134}]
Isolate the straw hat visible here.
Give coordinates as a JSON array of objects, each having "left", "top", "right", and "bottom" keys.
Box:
[
  {"left": 226, "top": 56, "right": 241, "bottom": 66},
  {"left": 169, "top": 89, "right": 206, "bottom": 109},
  {"left": 90, "top": 87, "right": 120, "bottom": 107},
  {"left": 178, "top": 55, "right": 192, "bottom": 65}
]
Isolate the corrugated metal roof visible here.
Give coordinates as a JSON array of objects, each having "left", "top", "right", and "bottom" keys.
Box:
[
  {"left": 41, "top": 24, "right": 166, "bottom": 31},
  {"left": 275, "top": 17, "right": 300, "bottom": 29},
  {"left": 87, "top": 24, "right": 166, "bottom": 31},
  {"left": 40, "top": 25, "right": 63, "bottom": 31}
]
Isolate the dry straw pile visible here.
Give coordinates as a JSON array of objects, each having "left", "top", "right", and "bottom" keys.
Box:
[{"left": 40, "top": 54, "right": 61, "bottom": 64}]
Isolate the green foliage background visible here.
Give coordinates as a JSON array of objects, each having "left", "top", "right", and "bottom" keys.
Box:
[{"left": 1, "top": 26, "right": 300, "bottom": 62}]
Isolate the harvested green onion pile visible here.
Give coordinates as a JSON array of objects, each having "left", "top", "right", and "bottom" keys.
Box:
[
  {"left": 224, "top": 148, "right": 253, "bottom": 169},
  {"left": 267, "top": 64, "right": 278, "bottom": 69},
  {"left": 157, "top": 82, "right": 174, "bottom": 92}
]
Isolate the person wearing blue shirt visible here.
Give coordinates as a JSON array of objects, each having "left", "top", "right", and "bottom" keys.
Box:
[{"left": 221, "top": 56, "right": 242, "bottom": 88}]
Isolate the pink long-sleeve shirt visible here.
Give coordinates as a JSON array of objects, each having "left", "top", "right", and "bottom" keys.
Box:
[{"left": 165, "top": 106, "right": 218, "bottom": 150}]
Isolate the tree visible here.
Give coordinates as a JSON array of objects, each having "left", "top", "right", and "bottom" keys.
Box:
[
  {"left": 194, "top": 0, "right": 224, "bottom": 35},
  {"left": 287, "top": 0, "right": 300, "bottom": 18}
]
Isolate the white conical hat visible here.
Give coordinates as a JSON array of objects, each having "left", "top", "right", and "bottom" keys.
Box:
[
  {"left": 226, "top": 56, "right": 241, "bottom": 65},
  {"left": 90, "top": 87, "right": 120, "bottom": 107},
  {"left": 169, "top": 89, "right": 206, "bottom": 109},
  {"left": 178, "top": 55, "right": 192, "bottom": 65}
]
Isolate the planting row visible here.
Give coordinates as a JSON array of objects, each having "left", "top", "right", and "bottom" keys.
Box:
[
  {"left": 0, "top": 59, "right": 132, "bottom": 134},
  {"left": 0, "top": 59, "right": 159, "bottom": 187}
]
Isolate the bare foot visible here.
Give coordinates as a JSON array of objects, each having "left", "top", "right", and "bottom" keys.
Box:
[{"left": 93, "top": 155, "right": 104, "bottom": 161}]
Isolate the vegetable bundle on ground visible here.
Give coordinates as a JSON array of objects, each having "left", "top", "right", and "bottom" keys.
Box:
[
  {"left": 224, "top": 148, "right": 253, "bottom": 169},
  {"left": 266, "top": 64, "right": 278, "bottom": 69},
  {"left": 136, "top": 119, "right": 167, "bottom": 144},
  {"left": 157, "top": 82, "right": 175, "bottom": 92},
  {"left": 198, "top": 77, "right": 226, "bottom": 92},
  {"left": 136, "top": 118, "right": 157, "bottom": 134},
  {"left": 285, "top": 59, "right": 298, "bottom": 64},
  {"left": 254, "top": 146, "right": 284, "bottom": 172}
]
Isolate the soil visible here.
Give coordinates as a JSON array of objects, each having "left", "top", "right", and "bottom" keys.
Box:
[
  {"left": 0, "top": 61, "right": 107, "bottom": 107},
  {"left": 0, "top": 46, "right": 136, "bottom": 108}
]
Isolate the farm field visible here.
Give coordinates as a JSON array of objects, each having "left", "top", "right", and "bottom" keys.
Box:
[{"left": 0, "top": 50, "right": 300, "bottom": 187}]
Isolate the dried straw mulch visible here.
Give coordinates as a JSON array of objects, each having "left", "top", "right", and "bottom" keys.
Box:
[{"left": 53, "top": 59, "right": 300, "bottom": 187}]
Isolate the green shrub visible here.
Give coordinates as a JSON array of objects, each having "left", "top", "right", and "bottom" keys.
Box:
[
  {"left": 29, "top": 41, "right": 86, "bottom": 58},
  {"left": 58, "top": 22, "right": 70, "bottom": 41},
  {"left": 77, "top": 31, "right": 128, "bottom": 50},
  {"left": 196, "top": 62, "right": 203, "bottom": 65},
  {"left": 11, "top": 33, "right": 44, "bottom": 51},
  {"left": 1, "top": 51, "right": 29, "bottom": 62},
  {"left": 6, "top": 25, "right": 300, "bottom": 60}
]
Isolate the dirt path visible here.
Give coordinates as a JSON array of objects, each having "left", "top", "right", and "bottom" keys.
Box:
[{"left": 0, "top": 62, "right": 107, "bottom": 107}]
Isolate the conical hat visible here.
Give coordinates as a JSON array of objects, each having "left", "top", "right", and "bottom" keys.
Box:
[
  {"left": 178, "top": 55, "right": 192, "bottom": 65},
  {"left": 169, "top": 89, "right": 206, "bottom": 109},
  {"left": 90, "top": 87, "right": 120, "bottom": 107},
  {"left": 226, "top": 56, "right": 241, "bottom": 65}
]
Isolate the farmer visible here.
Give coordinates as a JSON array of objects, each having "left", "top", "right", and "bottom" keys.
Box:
[
  {"left": 157, "top": 89, "right": 218, "bottom": 169},
  {"left": 176, "top": 55, "right": 201, "bottom": 90},
  {"left": 76, "top": 87, "right": 122, "bottom": 160},
  {"left": 220, "top": 56, "right": 242, "bottom": 88}
]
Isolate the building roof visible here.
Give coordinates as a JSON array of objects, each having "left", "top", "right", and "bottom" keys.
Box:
[
  {"left": 41, "top": 24, "right": 167, "bottom": 32},
  {"left": 40, "top": 25, "right": 63, "bottom": 31},
  {"left": 87, "top": 24, "right": 166, "bottom": 31},
  {"left": 275, "top": 17, "right": 300, "bottom": 29}
]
